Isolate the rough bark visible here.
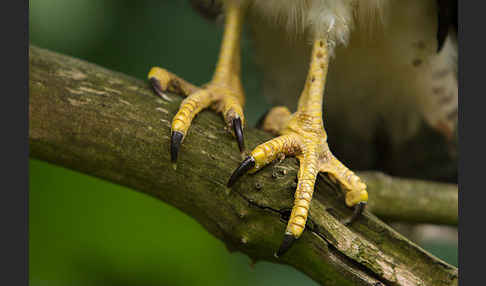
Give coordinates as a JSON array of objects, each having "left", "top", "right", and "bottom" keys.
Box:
[
  {"left": 360, "top": 172, "right": 457, "bottom": 225},
  {"left": 29, "top": 46, "right": 458, "bottom": 286}
]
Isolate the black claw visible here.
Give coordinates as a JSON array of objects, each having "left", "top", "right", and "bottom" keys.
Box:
[
  {"left": 227, "top": 156, "right": 255, "bottom": 187},
  {"left": 275, "top": 234, "right": 297, "bottom": 258},
  {"left": 345, "top": 202, "right": 367, "bottom": 226},
  {"left": 233, "top": 117, "right": 245, "bottom": 152},
  {"left": 171, "top": 131, "right": 184, "bottom": 163},
  {"left": 149, "top": 77, "right": 163, "bottom": 97}
]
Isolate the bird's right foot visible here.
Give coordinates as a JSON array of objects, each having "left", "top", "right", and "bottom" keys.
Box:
[{"left": 227, "top": 38, "right": 369, "bottom": 257}]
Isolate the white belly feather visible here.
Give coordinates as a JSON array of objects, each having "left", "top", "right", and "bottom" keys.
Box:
[{"left": 246, "top": 0, "right": 458, "bottom": 144}]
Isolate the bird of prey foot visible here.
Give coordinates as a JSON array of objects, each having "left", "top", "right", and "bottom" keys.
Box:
[
  {"left": 148, "top": 2, "right": 247, "bottom": 164},
  {"left": 149, "top": 0, "right": 458, "bottom": 256},
  {"left": 227, "top": 38, "right": 368, "bottom": 257}
]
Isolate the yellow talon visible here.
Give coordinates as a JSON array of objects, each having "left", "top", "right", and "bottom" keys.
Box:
[
  {"left": 249, "top": 134, "right": 301, "bottom": 173},
  {"left": 171, "top": 90, "right": 213, "bottom": 136},
  {"left": 149, "top": 2, "right": 248, "bottom": 163},
  {"left": 229, "top": 37, "right": 368, "bottom": 256},
  {"left": 345, "top": 189, "right": 369, "bottom": 207},
  {"left": 150, "top": 1, "right": 369, "bottom": 256},
  {"left": 148, "top": 67, "right": 199, "bottom": 97},
  {"left": 147, "top": 67, "right": 168, "bottom": 84}
]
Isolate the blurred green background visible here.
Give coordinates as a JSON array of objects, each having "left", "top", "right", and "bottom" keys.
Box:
[{"left": 29, "top": 1, "right": 457, "bottom": 285}]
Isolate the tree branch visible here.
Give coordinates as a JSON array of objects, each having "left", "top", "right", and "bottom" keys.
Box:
[
  {"left": 361, "top": 172, "right": 457, "bottom": 225},
  {"left": 29, "top": 45, "right": 458, "bottom": 286}
]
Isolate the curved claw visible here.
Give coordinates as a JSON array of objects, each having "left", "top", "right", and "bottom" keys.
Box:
[
  {"left": 233, "top": 117, "right": 245, "bottom": 152},
  {"left": 227, "top": 156, "right": 255, "bottom": 187},
  {"left": 344, "top": 202, "right": 367, "bottom": 226},
  {"left": 150, "top": 77, "right": 172, "bottom": 101},
  {"left": 275, "top": 234, "right": 296, "bottom": 258},
  {"left": 171, "top": 131, "right": 184, "bottom": 163},
  {"left": 150, "top": 77, "right": 163, "bottom": 97}
]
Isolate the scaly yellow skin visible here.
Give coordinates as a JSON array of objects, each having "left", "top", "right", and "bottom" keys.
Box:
[
  {"left": 148, "top": 1, "right": 246, "bottom": 141},
  {"left": 250, "top": 40, "right": 368, "bottom": 239},
  {"left": 149, "top": 2, "right": 368, "bottom": 244}
]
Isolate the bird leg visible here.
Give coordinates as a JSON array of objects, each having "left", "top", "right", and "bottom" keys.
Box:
[
  {"left": 148, "top": 2, "right": 247, "bottom": 163},
  {"left": 227, "top": 38, "right": 369, "bottom": 257}
]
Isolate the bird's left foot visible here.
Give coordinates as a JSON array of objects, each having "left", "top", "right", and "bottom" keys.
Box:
[
  {"left": 148, "top": 2, "right": 248, "bottom": 164},
  {"left": 228, "top": 106, "right": 368, "bottom": 257},
  {"left": 148, "top": 67, "right": 246, "bottom": 163}
]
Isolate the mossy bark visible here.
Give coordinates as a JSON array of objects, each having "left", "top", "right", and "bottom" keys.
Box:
[{"left": 29, "top": 46, "right": 458, "bottom": 286}]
